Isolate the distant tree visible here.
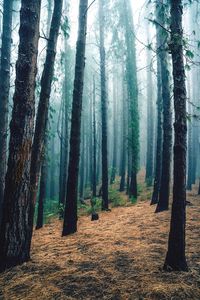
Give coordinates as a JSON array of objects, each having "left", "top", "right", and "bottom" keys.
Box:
[
  {"left": 99, "top": 0, "right": 109, "bottom": 210},
  {"left": 145, "top": 35, "right": 154, "bottom": 187},
  {"left": 0, "top": 0, "right": 13, "bottom": 223},
  {"left": 123, "top": 0, "right": 139, "bottom": 199},
  {"left": 164, "top": 0, "right": 188, "bottom": 271},
  {"left": 62, "top": 0, "right": 89, "bottom": 236},
  {"left": 0, "top": 0, "right": 41, "bottom": 271},
  {"left": 155, "top": 0, "right": 172, "bottom": 213},
  {"left": 151, "top": 0, "right": 164, "bottom": 205},
  {"left": 92, "top": 77, "right": 97, "bottom": 197}
]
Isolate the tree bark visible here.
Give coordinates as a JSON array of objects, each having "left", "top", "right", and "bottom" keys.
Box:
[
  {"left": 0, "top": 0, "right": 41, "bottom": 271},
  {"left": 0, "top": 0, "right": 14, "bottom": 224},
  {"left": 29, "top": 0, "right": 63, "bottom": 239},
  {"left": 62, "top": 0, "right": 88, "bottom": 236},
  {"left": 163, "top": 0, "right": 188, "bottom": 272}
]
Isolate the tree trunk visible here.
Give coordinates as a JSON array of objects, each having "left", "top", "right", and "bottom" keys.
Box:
[
  {"left": 155, "top": 0, "right": 172, "bottom": 213},
  {"left": 123, "top": 0, "right": 139, "bottom": 199},
  {"left": 151, "top": 1, "right": 163, "bottom": 205},
  {"left": 110, "top": 73, "right": 117, "bottom": 185},
  {"left": 92, "top": 77, "right": 97, "bottom": 197},
  {"left": 163, "top": 0, "right": 188, "bottom": 272},
  {"left": 99, "top": 0, "right": 109, "bottom": 211},
  {"left": 35, "top": 138, "right": 48, "bottom": 230},
  {"left": 0, "top": 0, "right": 41, "bottom": 271},
  {"left": 62, "top": 0, "right": 88, "bottom": 236},
  {"left": 0, "top": 0, "right": 13, "bottom": 224},
  {"left": 29, "top": 0, "right": 63, "bottom": 239},
  {"left": 119, "top": 73, "right": 127, "bottom": 192},
  {"left": 145, "top": 36, "right": 154, "bottom": 187}
]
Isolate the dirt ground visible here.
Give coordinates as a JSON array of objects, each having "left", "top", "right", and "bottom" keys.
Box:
[{"left": 0, "top": 187, "right": 200, "bottom": 299}]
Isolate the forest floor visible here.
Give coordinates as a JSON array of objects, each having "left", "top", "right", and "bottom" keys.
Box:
[{"left": 0, "top": 177, "right": 200, "bottom": 299}]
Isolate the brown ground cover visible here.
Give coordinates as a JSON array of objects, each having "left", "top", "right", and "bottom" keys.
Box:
[{"left": 0, "top": 183, "right": 200, "bottom": 299}]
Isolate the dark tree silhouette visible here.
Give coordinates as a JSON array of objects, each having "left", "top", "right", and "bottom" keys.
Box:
[
  {"left": 164, "top": 0, "right": 188, "bottom": 272},
  {"left": 62, "top": 0, "right": 88, "bottom": 235},
  {"left": 0, "top": 0, "right": 41, "bottom": 271}
]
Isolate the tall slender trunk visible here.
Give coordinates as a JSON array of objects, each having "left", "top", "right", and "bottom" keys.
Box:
[
  {"left": 155, "top": 0, "right": 172, "bottom": 213},
  {"left": 119, "top": 74, "right": 127, "bottom": 192},
  {"left": 35, "top": 135, "right": 48, "bottom": 230},
  {"left": 124, "top": 0, "right": 139, "bottom": 199},
  {"left": 164, "top": 0, "right": 188, "bottom": 271},
  {"left": 110, "top": 73, "right": 117, "bottom": 184},
  {"left": 0, "top": 0, "right": 41, "bottom": 271},
  {"left": 62, "top": 0, "right": 88, "bottom": 236},
  {"left": 0, "top": 0, "right": 13, "bottom": 224},
  {"left": 99, "top": 0, "right": 109, "bottom": 210},
  {"left": 145, "top": 37, "right": 154, "bottom": 187},
  {"left": 151, "top": 1, "right": 163, "bottom": 205},
  {"left": 92, "top": 77, "right": 97, "bottom": 197},
  {"left": 79, "top": 119, "right": 85, "bottom": 201}
]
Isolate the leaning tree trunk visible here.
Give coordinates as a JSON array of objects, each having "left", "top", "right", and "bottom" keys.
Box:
[
  {"left": 62, "top": 0, "right": 88, "bottom": 236},
  {"left": 155, "top": 0, "right": 172, "bottom": 213},
  {"left": 0, "top": 0, "right": 13, "bottom": 224},
  {"left": 28, "top": 0, "right": 63, "bottom": 242},
  {"left": 99, "top": 0, "right": 109, "bottom": 210},
  {"left": 163, "top": 0, "right": 188, "bottom": 272},
  {"left": 0, "top": 0, "right": 41, "bottom": 271}
]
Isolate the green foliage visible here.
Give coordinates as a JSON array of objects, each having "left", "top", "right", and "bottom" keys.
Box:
[
  {"left": 109, "top": 187, "right": 126, "bottom": 207},
  {"left": 130, "top": 196, "right": 137, "bottom": 205},
  {"left": 185, "top": 49, "right": 194, "bottom": 59}
]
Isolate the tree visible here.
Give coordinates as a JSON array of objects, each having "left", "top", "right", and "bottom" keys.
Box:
[
  {"left": 99, "top": 0, "right": 109, "bottom": 210},
  {"left": 123, "top": 0, "right": 139, "bottom": 199},
  {"left": 151, "top": 0, "right": 163, "bottom": 205},
  {"left": 0, "top": 0, "right": 41, "bottom": 271},
  {"left": 145, "top": 35, "right": 154, "bottom": 187},
  {"left": 29, "top": 0, "right": 63, "bottom": 236},
  {"left": 0, "top": 0, "right": 14, "bottom": 224},
  {"left": 163, "top": 0, "right": 188, "bottom": 272},
  {"left": 62, "top": 0, "right": 89, "bottom": 236},
  {"left": 92, "top": 76, "right": 97, "bottom": 197},
  {"left": 155, "top": 0, "right": 172, "bottom": 213}
]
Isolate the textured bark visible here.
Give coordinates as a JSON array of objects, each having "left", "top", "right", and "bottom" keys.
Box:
[
  {"left": 0, "top": 0, "right": 13, "bottom": 223},
  {"left": 62, "top": 0, "right": 88, "bottom": 236},
  {"left": 99, "top": 0, "right": 109, "bottom": 211},
  {"left": 29, "top": 0, "right": 63, "bottom": 239},
  {"left": 0, "top": 0, "right": 41, "bottom": 271},
  {"left": 163, "top": 0, "right": 188, "bottom": 272},
  {"left": 155, "top": 0, "right": 172, "bottom": 213}
]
